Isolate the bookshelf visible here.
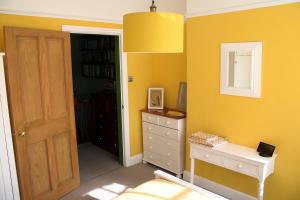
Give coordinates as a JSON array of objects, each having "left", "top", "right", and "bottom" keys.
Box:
[{"left": 80, "top": 35, "right": 116, "bottom": 80}]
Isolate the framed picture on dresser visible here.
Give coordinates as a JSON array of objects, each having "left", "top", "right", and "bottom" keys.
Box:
[{"left": 148, "top": 88, "right": 164, "bottom": 110}]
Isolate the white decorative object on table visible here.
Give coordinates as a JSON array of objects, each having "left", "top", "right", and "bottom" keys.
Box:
[
  {"left": 188, "top": 131, "right": 228, "bottom": 147},
  {"left": 190, "top": 142, "right": 276, "bottom": 200}
]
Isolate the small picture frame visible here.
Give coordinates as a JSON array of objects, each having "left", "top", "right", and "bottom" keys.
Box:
[
  {"left": 177, "top": 82, "right": 187, "bottom": 112},
  {"left": 148, "top": 88, "right": 164, "bottom": 110}
]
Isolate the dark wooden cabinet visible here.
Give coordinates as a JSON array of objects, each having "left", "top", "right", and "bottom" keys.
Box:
[
  {"left": 91, "top": 92, "right": 118, "bottom": 155},
  {"left": 74, "top": 92, "right": 118, "bottom": 155}
]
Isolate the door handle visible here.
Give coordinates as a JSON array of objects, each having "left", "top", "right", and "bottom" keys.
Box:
[{"left": 19, "top": 131, "right": 26, "bottom": 137}]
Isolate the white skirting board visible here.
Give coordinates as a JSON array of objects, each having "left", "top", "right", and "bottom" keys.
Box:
[
  {"left": 183, "top": 171, "right": 256, "bottom": 200},
  {"left": 127, "top": 154, "right": 143, "bottom": 167}
]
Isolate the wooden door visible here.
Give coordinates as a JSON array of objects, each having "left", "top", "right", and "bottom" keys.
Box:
[{"left": 4, "top": 27, "right": 80, "bottom": 200}]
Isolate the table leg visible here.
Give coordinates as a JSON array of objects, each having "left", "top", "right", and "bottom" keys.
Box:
[
  {"left": 190, "top": 158, "right": 195, "bottom": 184},
  {"left": 258, "top": 179, "right": 265, "bottom": 200}
]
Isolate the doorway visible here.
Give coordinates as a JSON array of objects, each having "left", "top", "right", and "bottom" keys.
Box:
[{"left": 70, "top": 33, "right": 123, "bottom": 182}]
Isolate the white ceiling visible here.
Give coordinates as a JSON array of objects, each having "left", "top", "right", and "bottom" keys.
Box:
[
  {"left": 0, "top": 0, "right": 298, "bottom": 23},
  {"left": 187, "top": 0, "right": 300, "bottom": 17},
  {"left": 0, "top": 0, "right": 185, "bottom": 23}
]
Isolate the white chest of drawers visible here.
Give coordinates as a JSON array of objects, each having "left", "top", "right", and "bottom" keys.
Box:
[
  {"left": 142, "top": 110, "right": 186, "bottom": 177},
  {"left": 190, "top": 142, "right": 277, "bottom": 200}
]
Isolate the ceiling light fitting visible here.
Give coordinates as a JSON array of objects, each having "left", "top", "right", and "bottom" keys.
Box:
[{"left": 123, "top": 0, "right": 184, "bottom": 53}]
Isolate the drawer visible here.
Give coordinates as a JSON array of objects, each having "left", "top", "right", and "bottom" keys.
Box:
[
  {"left": 142, "top": 113, "right": 159, "bottom": 125},
  {"left": 159, "top": 116, "right": 179, "bottom": 130},
  {"left": 194, "top": 149, "right": 223, "bottom": 166},
  {"left": 143, "top": 122, "right": 181, "bottom": 141},
  {"left": 163, "top": 158, "right": 179, "bottom": 173},
  {"left": 143, "top": 132, "right": 179, "bottom": 151},
  {"left": 223, "top": 157, "right": 258, "bottom": 177},
  {"left": 143, "top": 122, "right": 161, "bottom": 133},
  {"left": 144, "top": 143, "right": 179, "bottom": 162},
  {"left": 144, "top": 151, "right": 180, "bottom": 173}
]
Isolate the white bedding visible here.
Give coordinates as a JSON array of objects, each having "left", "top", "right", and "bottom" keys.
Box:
[{"left": 114, "top": 170, "right": 228, "bottom": 200}]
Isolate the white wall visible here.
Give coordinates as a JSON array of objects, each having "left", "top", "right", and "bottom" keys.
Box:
[
  {"left": 0, "top": 0, "right": 186, "bottom": 23},
  {"left": 186, "top": 0, "right": 300, "bottom": 17},
  {"left": 0, "top": 53, "right": 20, "bottom": 200}
]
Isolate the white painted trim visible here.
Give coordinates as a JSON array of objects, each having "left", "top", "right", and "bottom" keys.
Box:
[
  {"left": 128, "top": 154, "right": 143, "bottom": 167},
  {"left": 0, "top": 8, "right": 122, "bottom": 24},
  {"left": 62, "top": 25, "right": 132, "bottom": 167},
  {"left": 183, "top": 171, "right": 256, "bottom": 200},
  {"left": 186, "top": 0, "right": 300, "bottom": 18},
  {"left": 0, "top": 53, "right": 20, "bottom": 200}
]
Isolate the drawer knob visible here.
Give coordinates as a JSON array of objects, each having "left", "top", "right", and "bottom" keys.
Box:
[
  {"left": 148, "top": 127, "right": 153, "bottom": 130},
  {"left": 166, "top": 121, "right": 171, "bottom": 124},
  {"left": 205, "top": 154, "right": 209, "bottom": 158},
  {"left": 237, "top": 164, "right": 243, "bottom": 169}
]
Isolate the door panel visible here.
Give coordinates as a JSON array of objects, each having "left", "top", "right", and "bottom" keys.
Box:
[
  {"left": 53, "top": 133, "right": 73, "bottom": 185},
  {"left": 27, "top": 140, "right": 52, "bottom": 197},
  {"left": 4, "top": 27, "right": 80, "bottom": 200},
  {"left": 46, "top": 38, "right": 68, "bottom": 119},
  {"left": 17, "top": 36, "right": 44, "bottom": 125}
]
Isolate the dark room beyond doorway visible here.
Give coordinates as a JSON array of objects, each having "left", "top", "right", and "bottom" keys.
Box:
[{"left": 70, "top": 33, "right": 123, "bottom": 182}]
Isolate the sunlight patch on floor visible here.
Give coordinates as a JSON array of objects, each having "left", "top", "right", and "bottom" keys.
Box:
[
  {"left": 83, "top": 183, "right": 129, "bottom": 200},
  {"left": 102, "top": 183, "right": 128, "bottom": 194}
]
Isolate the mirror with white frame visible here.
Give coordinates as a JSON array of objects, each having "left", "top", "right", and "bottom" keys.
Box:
[{"left": 220, "top": 42, "right": 262, "bottom": 98}]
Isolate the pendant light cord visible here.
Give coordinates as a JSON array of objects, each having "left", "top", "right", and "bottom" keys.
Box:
[{"left": 150, "top": 0, "right": 157, "bottom": 12}]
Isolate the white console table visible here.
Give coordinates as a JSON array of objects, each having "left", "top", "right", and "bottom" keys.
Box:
[{"left": 190, "top": 142, "right": 276, "bottom": 200}]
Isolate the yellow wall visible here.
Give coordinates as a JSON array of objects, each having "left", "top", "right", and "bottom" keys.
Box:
[
  {"left": 186, "top": 3, "right": 300, "bottom": 199},
  {"left": 0, "top": 13, "right": 186, "bottom": 156},
  {"left": 127, "top": 54, "right": 153, "bottom": 155},
  {"left": 0, "top": 14, "right": 121, "bottom": 50},
  {"left": 151, "top": 53, "right": 186, "bottom": 108},
  {"left": 128, "top": 53, "right": 186, "bottom": 155}
]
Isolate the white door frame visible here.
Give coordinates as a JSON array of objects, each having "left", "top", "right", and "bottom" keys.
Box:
[
  {"left": 62, "top": 25, "right": 132, "bottom": 167},
  {"left": 0, "top": 53, "right": 20, "bottom": 200}
]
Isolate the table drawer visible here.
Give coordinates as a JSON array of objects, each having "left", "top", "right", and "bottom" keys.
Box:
[
  {"left": 142, "top": 113, "right": 159, "bottom": 125},
  {"left": 223, "top": 157, "right": 258, "bottom": 178},
  {"left": 191, "top": 148, "right": 223, "bottom": 166},
  {"left": 143, "top": 122, "right": 181, "bottom": 141}
]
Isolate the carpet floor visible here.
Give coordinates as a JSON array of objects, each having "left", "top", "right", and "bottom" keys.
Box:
[
  {"left": 61, "top": 143, "right": 158, "bottom": 200},
  {"left": 61, "top": 163, "right": 158, "bottom": 200},
  {"left": 78, "top": 143, "right": 122, "bottom": 183}
]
